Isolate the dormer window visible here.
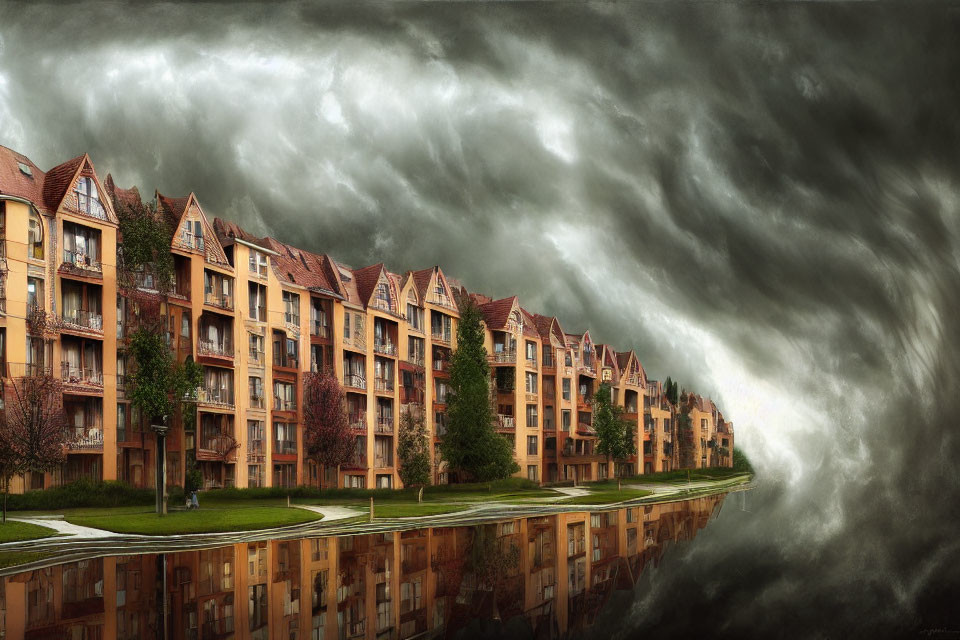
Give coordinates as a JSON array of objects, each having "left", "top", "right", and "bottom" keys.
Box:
[
  {"left": 435, "top": 280, "right": 446, "bottom": 298},
  {"left": 248, "top": 249, "right": 268, "bottom": 277},
  {"left": 182, "top": 219, "right": 204, "bottom": 251},
  {"left": 75, "top": 177, "right": 106, "bottom": 220}
]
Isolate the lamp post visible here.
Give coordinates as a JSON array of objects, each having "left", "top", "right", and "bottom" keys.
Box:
[{"left": 152, "top": 417, "right": 169, "bottom": 515}]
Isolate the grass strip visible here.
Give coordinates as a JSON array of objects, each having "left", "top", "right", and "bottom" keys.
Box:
[
  {"left": 0, "top": 520, "right": 58, "bottom": 543},
  {"left": 559, "top": 489, "right": 653, "bottom": 505},
  {"left": 0, "top": 551, "right": 54, "bottom": 570},
  {"left": 66, "top": 506, "right": 322, "bottom": 535}
]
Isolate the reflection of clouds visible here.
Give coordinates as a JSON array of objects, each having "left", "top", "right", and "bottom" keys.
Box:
[{"left": 2, "top": 3, "right": 959, "bottom": 635}]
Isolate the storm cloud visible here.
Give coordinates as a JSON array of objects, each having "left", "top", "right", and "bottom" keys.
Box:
[{"left": 2, "top": 2, "right": 959, "bottom": 636}]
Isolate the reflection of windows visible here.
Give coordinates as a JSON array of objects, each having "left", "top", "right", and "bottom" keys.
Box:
[{"left": 28, "top": 212, "right": 43, "bottom": 259}]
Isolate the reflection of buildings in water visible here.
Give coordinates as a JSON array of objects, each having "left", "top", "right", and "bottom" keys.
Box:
[{"left": 0, "top": 494, "right": 725, "bottom": 639}]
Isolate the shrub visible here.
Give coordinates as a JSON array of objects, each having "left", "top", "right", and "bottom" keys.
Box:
[{"left": 7, "top": 479, "right": 154, "bottom": 511}]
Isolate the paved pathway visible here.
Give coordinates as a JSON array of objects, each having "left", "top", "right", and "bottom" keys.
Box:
[
  {"left": 550, "top": 487, "right": 591, "bottom": 498},
  {"left": 293, "top": 504, "right": 363, "bottom": 521},
  {"left": 9, "top": 516, "right": 123, "bottom": 539}
]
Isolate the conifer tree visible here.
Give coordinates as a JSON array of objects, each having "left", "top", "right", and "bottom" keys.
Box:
[
  {"left": 440, "top": 299, "right": 518, "bottom": 482},
  {"left": 593, "top": 382, "right": 634, "bottom": 487}
]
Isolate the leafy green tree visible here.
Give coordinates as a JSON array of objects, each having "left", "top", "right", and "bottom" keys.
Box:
[
  {"left": 593, "top": 382, "right": 635, "bottom": 487},
  {"left": 440, "top": 299, "right": 518, "bottom": 482},
  {"left": 128, "top": 328, "right": 203, "bottom": 423},
  {"left": 664, "top": 377, "right": 679, "bottom": 405},
  {"left": 398, "top": 406, "right": 432, "bottom": 490},
  {"left": 112, "top": 192, "right": 174, "bottom": 293}
]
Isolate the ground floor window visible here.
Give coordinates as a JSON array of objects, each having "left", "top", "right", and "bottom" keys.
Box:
[
  {"left": 248, "top": 464, "right": 264, "bottom": 488},
  {"left": 345, "top": 474, "right": 366, "bottom": 489},
  {"left": 376, "top": 474, "right": 392, "bottom": 489},
  {"left": 273, "top": 463, "right": 296, "bottom": 488},
  {"left": 598, "top": 463, "right": 608, "bottom": 479},
  {"left": 527, "top": 465, "right": 538, "bottom": 482}
]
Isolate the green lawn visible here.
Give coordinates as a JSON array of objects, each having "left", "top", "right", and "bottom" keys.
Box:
[
  {"left": 66, "top": 506, "right": 323, "bottom": 535},
  {"left": 559, "top": 489, "right": 653, "bottom": 505},
  {"left": 0, "top": 520, "right": 58, "bottom": 543},
  {"left": 0, "top": 551, "right": 53, "bottom": 570},
  {"left": 373, "top": 503, "right": 471, "bottom": 519}
]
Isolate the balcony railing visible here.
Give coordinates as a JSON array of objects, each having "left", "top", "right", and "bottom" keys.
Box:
[
  {"left": 311, "top": 320, "right": 330, "bottom": 338},
  {"left": 374, "top": 341, "right": 397, "bottom": 356},
  {"left": 250, "top": 394, "right": 264, "bottom": 409},
  {"left": 376, "top": 417, "right": 394, "bottom": 433},
  {"left": 348, "top": 415, "right": 367, "bottom": 432},
  {"left": 431, "top": 330, "right": 451, "bottom": 346},
  {"left": 432, "top": 358, "right": 450, "bottom": 373},
  {"left": 247, "top": 441, "right": 265, "bottom": 462},
  {"left": 490, "top": 350, "right": 517, "bottom": 364},
  {"left": 61, "top": 364, "right": 103, "bottom": 386},
  {"left": 526, "top": 356, "right": 538, "bottom": 368},
  {"left": 198, "top": 339, "right": 232, "bottom": 358},
  {"left": 374, "top": 378, "right": 394, "bottom": 393},
  {"left": 181, "top": 230, "right": 205, "bottom": 252},
  {"left": 345, "top": 455, "right": 368, "bottom": 470},
  {"left": 197, "top": 387, "right": 235, "bottom": 407},
  {"left": 62, "top": 248, "right": 101, "bottom": 272},
  {"left": 66, "top": 428, "right": 103, "bottom": 450},
  {"left": 6, "top": 362, "right": 52, "bottom": 378},
  {"left": 204, "top": 290, "right": 233, "bottom": 310},
  {"left": 497, "top": 414, "right": 516, "bottom": 430},
  {"left": 407, "top": 354, "right": 425, "bottom": 367},
  {"left": 374, "top": 456, "right": 393, "bottom": 469},
  {"left": 274, "top": 439, "right": 297, "bottom": 456},
  {"left": 344, "top": 374, "right": 366, "bottom": 390},
  {"left": 62, "top": 310, "right": 103, "bottom": 331},
  {"left": 626, "top": 373, "right": 642, "bottom": 386},
  {"left": 434, "top": 391, "right": 448, "bottom": 404},
  {"left": 285, "top": 312, "right": 300, "bottom": 327},
  {"left": 274, "top": 397, "right": 297, "bottom": 412}
]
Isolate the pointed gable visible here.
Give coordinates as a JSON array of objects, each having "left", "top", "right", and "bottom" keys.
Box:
[
  {"left": 478, "top": 296, "right": 519, "bottom": 330},
  {"left": 0, "top": 145, "right": 47, "bottom": 211},
  {"left": 159, "top": 192, "right": 230, "bottom": 267},
  {"left": 45, "top": 154, "right": 118, "bottom": 224},
  {"left": 411, "top": 266, "right": 459, "bottom": 313}
]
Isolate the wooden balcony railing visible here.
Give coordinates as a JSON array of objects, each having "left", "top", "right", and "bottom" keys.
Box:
[
  {"left": 374, "top": 341, "right": 397, "bottom": 357},
  {"left": 62, "top": 248, "right": 102, "bottom": 272},
  {"left": 65, "top": 428, "right": 104, "bottom": 450},
  {"left": 489, "top": 350, "right": 516, "bottom": 364},
  {"left": 344, "top": 373, "right": 366, "bottom": 390},
  {"left": 62, "top": 309, "right": 103, "bottom": 332},
  {"left": 61, "top": 364, "right": 104, "bottom": 387}
]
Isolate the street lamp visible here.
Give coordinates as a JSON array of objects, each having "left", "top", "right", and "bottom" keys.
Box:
[{"left": 151, "top": 416, "right": 169, "bottom": 515}]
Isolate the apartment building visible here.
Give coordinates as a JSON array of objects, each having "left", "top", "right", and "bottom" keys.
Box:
[{"left": 0, "top": 144, "right": 732, "bottom": 492}]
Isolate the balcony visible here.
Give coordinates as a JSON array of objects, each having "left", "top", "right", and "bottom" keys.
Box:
[
  {"left": 496, "top": 414, "right": 516, "bottom": 430},
  {"left": 6, "top": 362, "right": 52, "bottom": 378},
  {"left": 344, "top": 454, "right": 368, "bottom": 470},
  {"left": 204, "top": 290, "right": 233, "bottom": 311},
  {"left": 198, "top": 339, "right": 232, "bottom": 359},
  {"left": 61, "top": 364, "right": 103, "bottom": 388},
  {"left": 432, "top": 358, "right": 450, "bottom": 373},
  {"left": 66, "top": 427, "right": 104, "bottom": 451},
  {"left": 374, "top": 341, "right": 397, "bottom": 357},
  {"left": 374, "top": 377, "right": 394, "bottom": 393},
  {"left": 626, "top": 373, "right": 642, "bottom": 386},
  {"left": 274, "top": 439, "right": 297, "bottom": 456},
  {"left": 285, "top": 311, "right": 300, "bottom": 328},
  {"left": 311, "top": 320, "right": 330, "bottom": 339},
  {"left": 489, "top": 350, "right": 517, "bottom": 364},
  {"left": 274, "top": 397, "right": 297, "bottom": 412},
  {"left": 247, "top": 441, "right": 266, "bottom": 463},
  {"left": 181, "top": 230, "right": 205, "bottom": 252},
  {"left": 526, "top": 356, "right": 538, "bottom": 369},
  {"left": 62, "top": 248, "right": 101, "bottom": 273},
  {"left": 376, "top": 416, "right": 394, "bottom": 433},
  {"left": 344, "top": 374, "right": 366, "bottom": 390},
  {"left": 62, "top": 310, "right": 103, "bottom": 333},
  {"left": 431, "top": 330, "right": 451, "bottom": 346},
  {"left": 197, "top": 387, "right": 235, "bottom": 409},
  {"left": 348, "top": 415, "right": 367, "bottom": 433}
]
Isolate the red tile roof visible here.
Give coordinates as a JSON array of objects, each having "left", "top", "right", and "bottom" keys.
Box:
[
  {"left": 411, "top": 267, "right": 435, "bottom": 303},
  {"left": 41, "top": 154, "right": 85, "bottom": 213},
  {"left": 352, "top": 263, "right": 385, "bottom": 308},
  {"left": 0, "top": 145, "right": 47, "bottom": 211},
  {"left": 104, "top": 174, "right": 143, "bottom": 211},
  {"left": 478, "top": 296, "right": 517, "bottom": 329},
  {"left": 213, "top": 217, "right": 270, "bottom": 250}
]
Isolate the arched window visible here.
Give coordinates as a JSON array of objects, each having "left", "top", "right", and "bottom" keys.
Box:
[
  {"left": 28, "top": 211, "right": 43, "bottom": 259},
  {"left": 76, "top": 177, "right": 105, "bottom": 219}
]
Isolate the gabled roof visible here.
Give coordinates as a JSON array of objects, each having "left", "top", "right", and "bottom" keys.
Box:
[
  {"left": 353, "top": 263, "right": 387, "bottom": 308},
  {"left": 531, "top": 314, "right": 566, "bottom": 347},
  {"left": 41, "top": 154, "right": 85, "bottom": 213},
  {"left": 213, "top": 217, "right": 271, "bottom": 252},
  {"left": 519, "top": 307, "right": 539, "bottom": 338},
  {"left": 104, "top": 174, "right": 144, "bottom": 211},
  {"left": 478, "top": 296, "right": 519, "bottom": 330},
  {"left": 157, "top": 192, "right": 230, "bottom": 267},
  {"left": 0, "top": 145, "right": 47, "bottom": 211},
  {"left": 259, "top": 237, "right": 342, "bottom": 297}
]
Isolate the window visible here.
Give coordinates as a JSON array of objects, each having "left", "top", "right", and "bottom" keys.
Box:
[
  {"left": 431, "top": 311, "right": 452, "bottom": 342},
  {"left": 248, "top": 249, "right": 268, "bottom": 277},
  {"left": 75, "top": 176, "right": 106, "bottom": 219},
  {"left": 526, "top": 341, "right": 537, "bottom": 363},
  {"left": 527, "top": 436, "right": 538, "bottom": 456},
  {"left": 274, "top": 422, "right": 296, "bottom": 454},
  {"left": 26, "top": 276, "right": 44, "bottom": 310},
  {"left": 249, "top": 377, "right": 264, "bottom": 408},
  {"left": 375, "top": 282, "right": 392, "bottom": 310},
  {"left": 274, "top": 381, "right": 296, "bottom": 411},
  {"left": 527, "top": 465, "right": 538, "bottom": 481},
  {"left": 181, "top": 314, "right": 191, "bottom": 338},
  {"left": 204, "top": 271, "right": 233, "bottom": 309},
  {"left": 310, "top": 299, "right": 329, "bottom": 337},
  {"left": 435, "top": 279, "right": 446, "bottom": 299},
  {"left": 247, "top": 420, "right": 265, "bottom": 455},
  {"left": 526, "top": 404, "right": 538, "bottom": 429},
  {"left": 565, "top": 351, "right": 573, "bottom": 367},
  {"left": 526, "top": 372, "right": 538, "bottom": 394},
  {"left": 562, "top": 378, "right": 571, "bottom": 401},
  {"left": 282, "top": 291, "right": 300, "bottom": 325},
  {"left": 248, "top": 282, "right": 266, "bottom": 321},
  {"left": 598, "top": 462, "right": 608, "bottom": 479},
  {"left": 407, "top": 304, "right": 423, "bottom": 331},
  {"left": 543, "top": 345, "right": 553, "bottom": 367},
  {"left": 248, "top": 333, "right": 264, "bottom": 362},
  {"left": 408, "top": 336, "right": 425, "bottom": 365},
  {"left": 62, "top": 222, "right": 101, "bottom": 269},
  {"left": 343, "top": 313, "right": 350, "bottom": 340},
  {"left": 27, "top": 212, "right": 43, "bottom": 259},
  {"left": 562, "top": 410, "right": 571, "bottom": 431}
]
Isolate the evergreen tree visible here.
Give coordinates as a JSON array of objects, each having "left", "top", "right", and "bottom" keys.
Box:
[
  {"left": 440, "top": 299, "right": 518, "bottom": 482},
  {"left": 398, "top": 406, "right": 432, "bottom": 489},
  {"left": 593, "top": 382, "right": 634, "bottom": 484}
]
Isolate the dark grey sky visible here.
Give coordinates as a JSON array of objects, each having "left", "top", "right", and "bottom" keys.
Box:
[{"left": 2, "top": 3, "right": 959, "bottom": 636}]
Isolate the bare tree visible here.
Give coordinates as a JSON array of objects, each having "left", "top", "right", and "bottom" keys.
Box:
[
  {"left": 0, "top": 376, "right": 68, "bottom": 522},
  {"left": 303, "top": 371, "right": 355, "bottom": 489}
]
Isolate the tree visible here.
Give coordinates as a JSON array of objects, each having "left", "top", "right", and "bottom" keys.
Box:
[
  {"left": 440, "top": 299, "right": 518, "bottom": 482},
  {"left": 0, "top": 376, "right": 68, "bottom": 522},
  {"left": 127, "top": 328, "right": 202, "bottom": 424},
  {"left": 302, "top": 371, "right": 355, "bottom": 489},
  {"left": 398, "top": 405, "right": 431, "bottom": 490},
  {"left": 664, "top": 377, "right": 679, "bottom": 406},
  {"left": 677, "top": 392, "right": 696, "bottom": 469},
  {"left": 112, "top": 191, "right": 174, "bottom": 294},
  {"left": 733, "top": 447, "right": 754, "bottom": 474},
  {"left": 593, "top": 382, "right": 635, "bottom": 488}
]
